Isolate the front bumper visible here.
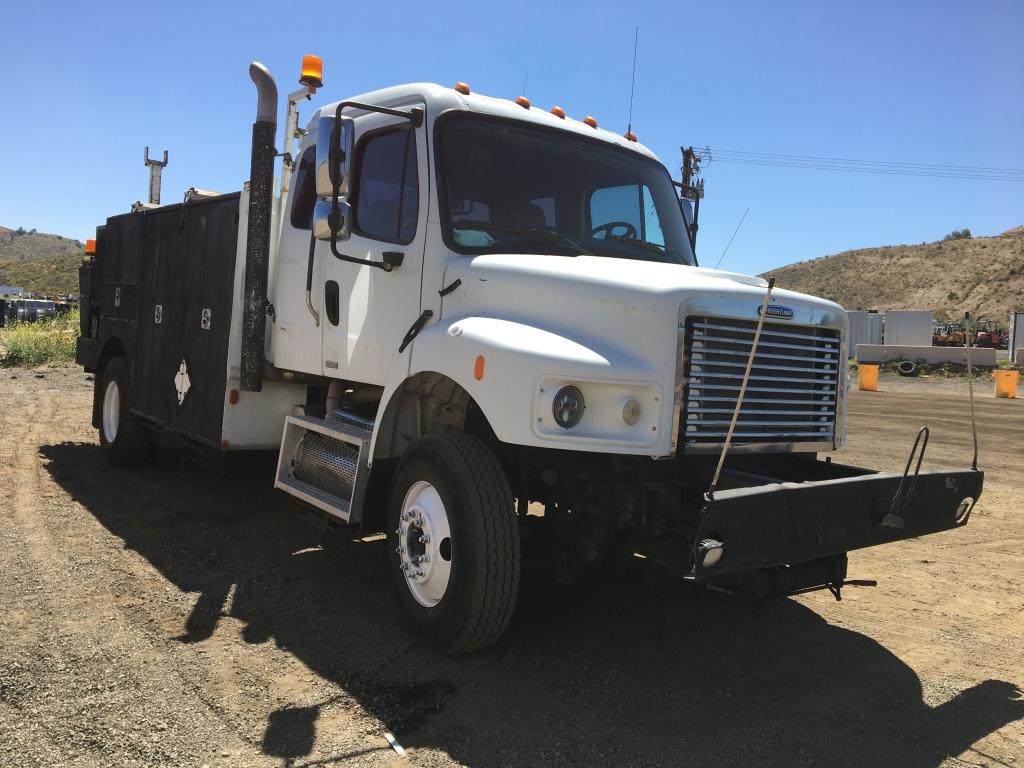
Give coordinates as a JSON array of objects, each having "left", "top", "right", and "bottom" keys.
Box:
[{"left": 694, "top": 466, "right": 983, "bottom": 579}]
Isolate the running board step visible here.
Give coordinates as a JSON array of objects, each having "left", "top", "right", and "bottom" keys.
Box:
[{"left": 274, "top": 411, "right": 374, "bottom": 524}]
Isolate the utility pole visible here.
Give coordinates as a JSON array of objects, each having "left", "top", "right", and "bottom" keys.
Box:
[
  {"left": 680, "top": 146, "right": 706, "bottom": 201},
  {"left": 680, "top": 146, "right": 709, "bottom": 254},
  {"left": 144, "top": 147, "right": 169, "bottom": 205}
]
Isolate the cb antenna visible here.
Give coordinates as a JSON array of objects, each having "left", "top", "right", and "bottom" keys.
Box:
[
  {"left": 715, "top": 207, "right": 750, "bottom": 269},
  {"left": 627, "top": 27, "right": 639, "bottom": 135}
]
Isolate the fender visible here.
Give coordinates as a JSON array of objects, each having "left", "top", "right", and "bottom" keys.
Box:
[{"left": 370, "top": 315, "right": 675, "bottom": 462}]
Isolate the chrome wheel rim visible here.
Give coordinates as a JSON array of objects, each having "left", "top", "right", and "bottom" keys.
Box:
[
  {"left": 396, "top": 480, "right": 452, "bottom": 607},
  {"left": 102, "top": 379, "right": 120, "bottom": 444}
]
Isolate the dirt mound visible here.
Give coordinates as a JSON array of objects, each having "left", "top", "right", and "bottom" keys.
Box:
[{"left": 765, "top": 232, "right": 1024, "bottom": 321}]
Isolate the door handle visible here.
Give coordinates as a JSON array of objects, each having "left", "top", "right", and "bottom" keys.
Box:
[{"left": 324, "top": 280, "right": 340, "bottom": 326}]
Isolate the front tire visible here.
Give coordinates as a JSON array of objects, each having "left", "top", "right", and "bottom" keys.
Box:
[
  {"left": 98, "top": 357, "right": 149, "bottom": 466},
  {"left": 387, "top": 433, "right": 520, "bottom": 654}
]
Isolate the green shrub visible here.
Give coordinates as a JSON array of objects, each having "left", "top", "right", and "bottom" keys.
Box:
[{"left": 0, "top": 309, "right": 79, "bottom": 367}]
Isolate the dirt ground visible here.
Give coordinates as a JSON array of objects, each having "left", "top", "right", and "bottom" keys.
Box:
[{"left": 1, "top": 366, "right": 1022, "bottom": 767}]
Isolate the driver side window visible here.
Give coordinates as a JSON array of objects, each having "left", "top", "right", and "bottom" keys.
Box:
[{"left": 352, "top": 127, "right": 419, "bottom": 244}]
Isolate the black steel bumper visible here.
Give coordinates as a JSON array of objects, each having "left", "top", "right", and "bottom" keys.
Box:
[{"left": 694, "top": 467, "right": 983, "bottom": 579}]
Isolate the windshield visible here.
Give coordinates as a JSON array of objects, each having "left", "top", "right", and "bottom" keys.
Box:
[{"left": 437, "top": 114, "right": 696, "bottom": 266}]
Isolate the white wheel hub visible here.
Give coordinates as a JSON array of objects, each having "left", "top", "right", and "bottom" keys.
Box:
[
  {"left": 102, "top": 379, "right": 120, "bottom": 443},
  {"left": 395, "top": 480, "right": 452, "bottom": 607}
]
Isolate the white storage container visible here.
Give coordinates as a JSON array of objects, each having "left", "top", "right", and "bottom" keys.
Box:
[
  {"left": 1010, "top": 311, "right": 1024, "bottom": 360},
  {"left": 847, "top": 310, "right": 883, "bottom": 358},
  {"left": 884, "top": 310, "right": 933, "bottom": 347}
]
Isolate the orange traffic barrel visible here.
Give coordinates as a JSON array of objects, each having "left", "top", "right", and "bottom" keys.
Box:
[
  {"left": 858, "top": 364, "right": 879, "bottom": 392},
  {"left": 993, "top": 370, "right": 1019, "bottom": 398}
]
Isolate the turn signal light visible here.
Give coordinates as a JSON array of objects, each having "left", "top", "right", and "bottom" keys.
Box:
[
  {"left": 515, "top": 95, "right": 531, "bottom": 109},
  {"left": 474, "top": 355, "right": 486, "bottom": 380},
  {"left": 550, "top": 105, "right": 566, "bottom": 119},
  {"left": 84, "top": 239, "right": 96, "bottom": 254},
  {"left": 299, "top": 55, "right": 323, "bottom": 89},
  {"left": 454, "top": 81, "right": 471, "bottom": 95},
  {"left": 583, "top": 116, "right": 598, "bottom": 128}
]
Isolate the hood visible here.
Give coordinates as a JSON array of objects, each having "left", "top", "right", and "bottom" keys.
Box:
[{"left": 443, "top": 253, "right": 845, "bottom": 328}]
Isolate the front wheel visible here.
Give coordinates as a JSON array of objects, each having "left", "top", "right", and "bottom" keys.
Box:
[{"left": 387, "top": 433, "right": 520, "bottom": 654}]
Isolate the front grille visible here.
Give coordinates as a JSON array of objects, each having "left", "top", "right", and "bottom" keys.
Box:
[{"left": 682, "top": 315, "right": 841, "bottom": 446}]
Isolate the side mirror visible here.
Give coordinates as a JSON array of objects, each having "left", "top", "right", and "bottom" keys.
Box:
[
  {"left": 315, "top": 115, "right": 354, "bottom": 198},
  {"left": 313, "top": 198, "right": 351, "bottom": 242}
]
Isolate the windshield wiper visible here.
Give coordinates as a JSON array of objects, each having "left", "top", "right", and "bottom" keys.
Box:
[
  {"left": 606, "top": 235, "right": 691, "bottom": 265},
  {"left": 456, "top": 222, "right": 593, "bottom": 256}
]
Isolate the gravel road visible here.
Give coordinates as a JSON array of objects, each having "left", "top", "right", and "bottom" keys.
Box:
[{"left": 1, "top": 367, "right": 1022, "bottom": 767}]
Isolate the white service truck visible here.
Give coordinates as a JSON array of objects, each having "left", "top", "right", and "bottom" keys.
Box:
[{"left": 76, "top": 58, "right": 982, "bottom": 652}]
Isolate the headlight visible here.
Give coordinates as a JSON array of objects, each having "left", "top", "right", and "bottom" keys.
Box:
[{"left": 552, "top": 385, "right": 585, "bottom": 429}]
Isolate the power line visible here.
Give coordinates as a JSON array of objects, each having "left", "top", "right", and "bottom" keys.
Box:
[
  {"left": 713, "top": 159, "right": 1022, "bottom": 181},
  {"left": 711, "top": 156, "right": 1024, "bottom": 181},
  {"left": 708, "top": 148, "right": 1024, "bottom": 174},
  {"left": 702, "top": 148, "right": 1024, "bottom": 182}
]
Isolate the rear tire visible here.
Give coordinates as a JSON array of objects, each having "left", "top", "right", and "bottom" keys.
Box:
[
  {"left": 387, "top": 433, "right": 520, "bottom": 654},
  {"left": 98, "top": 357, "right": 149, "bottom": 466}
]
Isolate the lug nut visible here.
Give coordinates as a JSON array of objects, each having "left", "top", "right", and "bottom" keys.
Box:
[{"left": 418, "top": 534, "right": 429, "bottom": 544}]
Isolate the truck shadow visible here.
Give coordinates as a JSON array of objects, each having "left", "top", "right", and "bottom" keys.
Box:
[{"left": 41, "top": 442, "right": 1023, "bottom": 768}]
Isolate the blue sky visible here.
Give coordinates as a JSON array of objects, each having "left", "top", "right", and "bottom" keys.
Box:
[{"left": 1, "top": 0, "right": 1021, "bottom": 277}]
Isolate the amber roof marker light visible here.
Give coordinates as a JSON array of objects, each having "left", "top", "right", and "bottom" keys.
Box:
[
  {"left": 454, "top": 81, "right": 471, "bottom": 95},
  {"left": 550, "top": 105, "right": 566, "bottom": 119},
  {"left": 515, "top": 95, "right": 531, "bottom": 109},
  {"left": 583, "top": 116, "right": 598, "bottom": 128}
]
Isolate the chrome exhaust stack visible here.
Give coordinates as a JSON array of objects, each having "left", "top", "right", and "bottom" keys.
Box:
[{"left": 240, "top": 62, "right": 278, "bottom": 392}]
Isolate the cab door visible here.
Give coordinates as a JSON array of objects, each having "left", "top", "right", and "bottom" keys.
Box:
[{"left": 318, "top": 107, "right": 427, "bottom": 385}]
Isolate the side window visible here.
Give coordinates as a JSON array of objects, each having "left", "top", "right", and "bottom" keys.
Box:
[
  {"left": 289, "top": 147, "right": 316, "bottom": 230},
  {"left": 353, "top": 128, "right": 418, "bottom": 244}
]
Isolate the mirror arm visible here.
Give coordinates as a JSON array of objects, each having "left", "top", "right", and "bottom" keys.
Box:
[
  {"left": 333, "top": 100, "right": 423, "bottom": 127},
  {"left": 328, "top": 219, "right": 394, "bottom": 271},
  {"left": 324, "top": 102, "right": 423, "bottom": 272}
]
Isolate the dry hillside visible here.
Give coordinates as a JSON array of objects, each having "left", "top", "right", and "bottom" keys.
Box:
[
  {"left": 0, "top": 226, "right": 83, "bottom": 295},
  {"left": 765, "top": 231, "right": 1024, "bottom": 321}
]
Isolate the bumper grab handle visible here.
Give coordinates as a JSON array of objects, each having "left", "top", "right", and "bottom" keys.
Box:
[{"left": 879, "top": 425, "right": 929, "bottom": 531}]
